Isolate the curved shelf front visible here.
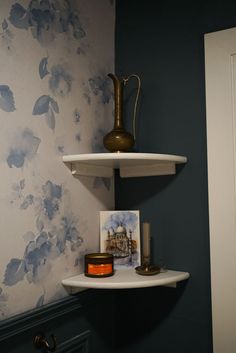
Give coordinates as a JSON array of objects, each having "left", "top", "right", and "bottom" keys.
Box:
[
  {"left": 62, "top": 269, "right": 190, "bottom": 290},
  {"left": 62, "top": 153, "right": 187, "bottom": 178}
]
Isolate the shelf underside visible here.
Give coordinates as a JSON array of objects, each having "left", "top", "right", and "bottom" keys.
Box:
[
  {"left": 62, "top": 269, "right": 190, "bottom": 290},
  {"left": 63, "top": 153, "right": 187, "bottom": 178}
]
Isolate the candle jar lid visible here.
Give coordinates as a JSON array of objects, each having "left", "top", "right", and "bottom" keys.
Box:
[{"left": 85, "top": 253, "right": 113, "bottom": 260}]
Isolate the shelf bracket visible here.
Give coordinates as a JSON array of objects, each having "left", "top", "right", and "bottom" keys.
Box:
[
  {"left": 69, "top": 162, "right": 114, "bottom": 177},
  {"left": 120, "top": 163, "right": 176, "bottom": 178}
]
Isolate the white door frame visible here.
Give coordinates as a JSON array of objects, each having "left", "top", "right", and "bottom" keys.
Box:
[{"left": 205, "top": 27, "right": 236, "bottom": 353}]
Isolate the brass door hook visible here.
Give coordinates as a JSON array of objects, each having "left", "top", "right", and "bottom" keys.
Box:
[{"left": 33, "top": 333, "right": 57, "bottom": 352}]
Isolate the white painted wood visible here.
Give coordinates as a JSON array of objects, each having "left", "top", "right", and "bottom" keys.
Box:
[
  {"left": 205, "top": 27, "right": 236, "bottom": 353},
  {"left": 62, "top": 153, "right": 187, "bottom": 178},
  {"left": 62, "top": 269, "right": 190, "bottom": 289},
  {"left": 71, "top": 162, "right": 113, "bottom": 178},
  {"left": 120, "top": 162, "right": 175, "bottom": 177}
]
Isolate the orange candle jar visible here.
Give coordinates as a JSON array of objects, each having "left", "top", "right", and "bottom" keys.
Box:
[{"left": 84, "top": 253, "right": 114, "bottom": 278}]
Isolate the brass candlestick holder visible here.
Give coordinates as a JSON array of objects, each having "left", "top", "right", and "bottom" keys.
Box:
[
  {"left": 135, "top": 222, "right": 160, "bottom": 276},
  {"left": 135, "top": 255, "right": 160, "bottom": 276}
]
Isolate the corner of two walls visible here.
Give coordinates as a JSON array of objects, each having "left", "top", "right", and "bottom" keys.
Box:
[{"left": 0, "top": 0, "right": 115, "bottom": 320}]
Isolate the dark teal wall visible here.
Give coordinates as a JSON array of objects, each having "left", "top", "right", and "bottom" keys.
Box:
[
  {"left": 0, "top": 290, "right": 116, "bottom": 353},
  {"left": 115, "top": 1, "right": 236, "bottom": 353}
]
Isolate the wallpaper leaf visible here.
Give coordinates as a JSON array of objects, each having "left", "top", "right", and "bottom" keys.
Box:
[
  {"left": 9, "top": 1, "right": 86, "bottom": 45},
  {"left": 45, "top": 108, "right": 55, "bottom": 130},
  {"left": 32, "top": 95, "right": 51, "bottom": 115},
  {"left": 50, "top": 98, "right": 59, "bottom": 113},
  {"left": 3, "top": 258, "right": 26, "bottom": 286},
  {"left": 0, "top": 85, "right": 16, "bottom": 112},
  {"left": 9, "top": 3, "right": 29, "bottom": 30},
  {"left": 39, "top": 57, "right": 49, "bottom": 79},
  {"left": 33, "top": 95, "right": 59, "bottom": 129}
]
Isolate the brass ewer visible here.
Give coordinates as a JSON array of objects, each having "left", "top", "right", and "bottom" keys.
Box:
[{"left": 103, "top": 73, "right": 140, "bottom": 153}]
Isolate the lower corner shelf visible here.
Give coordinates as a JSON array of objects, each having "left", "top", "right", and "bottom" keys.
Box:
[{"left": 62, "top": 269, "right": 190, "bottom": 290}]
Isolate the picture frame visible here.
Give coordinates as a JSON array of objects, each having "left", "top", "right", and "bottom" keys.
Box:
[{"left": 100, "top": 210, "right": 141, "bottom": 269}]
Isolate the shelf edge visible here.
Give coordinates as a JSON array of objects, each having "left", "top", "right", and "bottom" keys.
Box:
[
  {"left": 62, "top": 153, "right": 187, "bottom": 178},
  {"left": 62, "top": 270, "right": 190, "bottom": 290}
]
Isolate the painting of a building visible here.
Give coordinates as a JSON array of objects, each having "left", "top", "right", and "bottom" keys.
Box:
[{"left": 100, "top": 211, "right": 140, "bottom": 268}]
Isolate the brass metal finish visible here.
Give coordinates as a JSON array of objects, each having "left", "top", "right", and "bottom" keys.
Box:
[
  {"left": 135, "top": 264, "right": 161, "bottom": 276},
  {"left": 103, "top": 73, "right": 140, "bottom": 153},
  {"left": 135, "top": 254, "right": 160, "bottom": 276},
  {"left": 33, "top": 333, "right": 57, "bottom": 352}
]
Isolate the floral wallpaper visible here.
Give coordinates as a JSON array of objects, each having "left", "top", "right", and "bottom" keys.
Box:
[{"left": 0, "top": 0, "right": 115, "bottom": 320}]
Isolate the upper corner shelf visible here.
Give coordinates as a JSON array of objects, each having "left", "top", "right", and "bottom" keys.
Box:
[{"left": 62, "top": 153, "right": 187, "bottom": 178}]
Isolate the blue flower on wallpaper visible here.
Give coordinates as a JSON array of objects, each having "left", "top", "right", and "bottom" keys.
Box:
[
  {"left": 0, "top": 19, "right": 14, "bottom": 53},
  {"left": 0, "top": 85, "right": 16, "bottom": 112},
  {"left": 9, "top": 1, "right": 86, "bottom": 45},
  {"left": 89, "top": 75, "right": 113, "bottom": 104},
  {"left": 42, "top": 180, "right": 62, "bottom": 220},
  {"left": 37, "top": 59, "right": 73, "bottom": 128},
  {"left": 73, "top": 109, "right": 81, "bottom": 143},
  {"left": 57, "top": 216, "right": 83, "bottom": 252},
  {"left": 49, "top": 65, "right": 72, "bottom": 97},
  {"left": 10, "top": 179, "right": 25, "bottom": 204},
  {"left": 92, "top": 128, "right": 107, "bottom": 153},
  {"left": 3, "top": 259, "right": 26, "bottom": 286},
  {"left": 103, "top": 211, "right": 139, "bottom": 232},
  {"left": 39, "top": 57, "right": 49, "bottom": 79},
  {"left": 74, "top": 109, "right": 80, "bottom": 124},
  {"left": 20, "top": 194, "right": 34, "bottom": 209},
  {"left": 81, "top": 82, "right": 91, "bottom": 105},
  {"left": 11, "top": 179, "right": 61, "bottom": 221},
  {"left": 33, "top": 95, "right": 59, "bottom": 130},
  {"left": 3, "top": 214, "right": 83, "bottom": 285},
  {"left": 7, "top": 129, "right": 41, "bottom": 168}
]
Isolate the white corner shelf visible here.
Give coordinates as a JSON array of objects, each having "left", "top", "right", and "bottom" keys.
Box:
[
  {"left": 62, "top": 269, "right": 190, "bottom": 290},
  {"left": 62, "top": 153, "right": 187, "bottom": 178}
]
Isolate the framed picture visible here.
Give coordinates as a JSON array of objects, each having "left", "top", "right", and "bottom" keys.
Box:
[{"left": 100, "top": 210, "right": 141, "bottom": 269}]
